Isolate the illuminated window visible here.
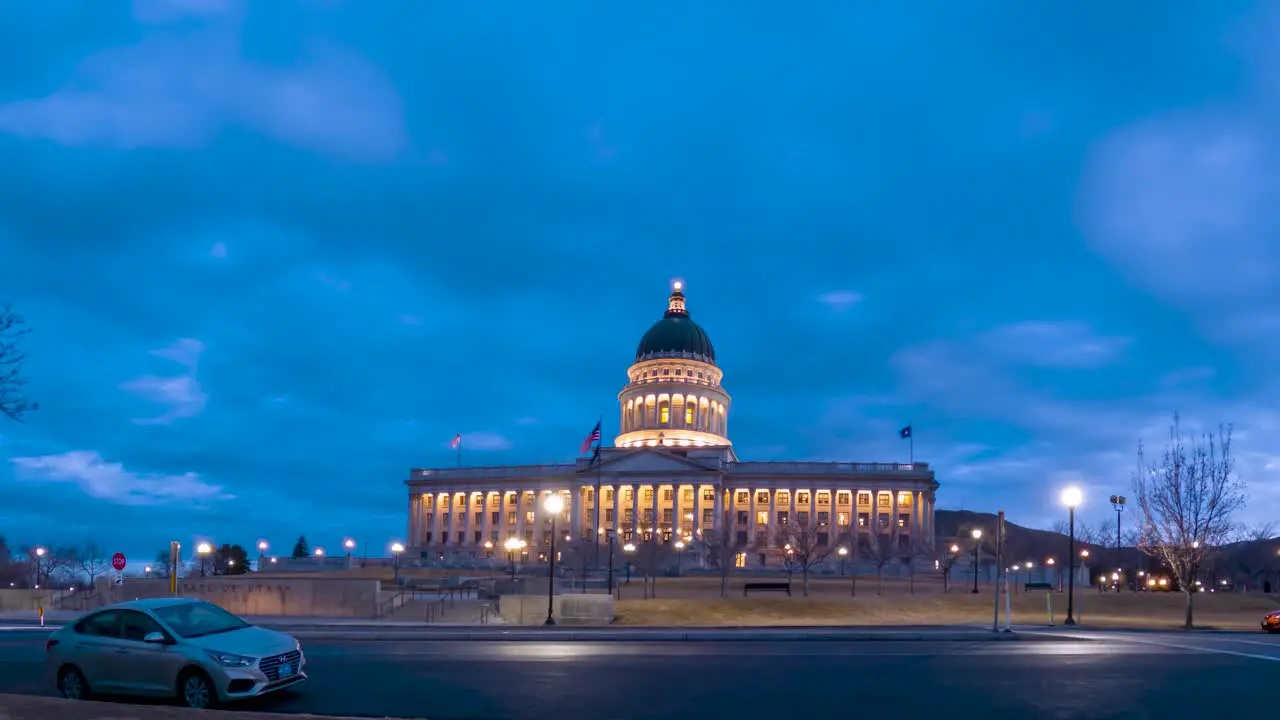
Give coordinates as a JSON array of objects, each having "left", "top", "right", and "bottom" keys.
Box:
[
  {"left": 736, "top": 491, "right": 749, "bottom": 504},
  {"left": 756, "top": 511, "right": 769, "bottom": 525},
  {"left": 685, "top": 405, "right": 694, "bottom": 425},
  {"left": 663, "top": 488, "right": 673, "bottom": 502},
  {"left": 818, "top": 511, "right": 829, "bottom": 525},
  {"left": 838, "top": 512, "right": 849, "bottom": 526},
  {"left": 777, "top": 491, "right": 790, "bottom": 504},
  {"left": 797, "top": 492, "right": 810, "bottom": 505},
  {"left": 624, "top": 488, "right": 633, "bottom": 502},
  {"left": 878, "top": 494, "right": 891, "bottom": 509},
  {"left": 898, "top": 492, "right": 913, "bottom": 507},
  {"left": 755, "top": 491, "right": 768, "bottom": 504},
  {"left": 702, "top": 488, "right": 715, "bottom": 502},
  {"left": 643, "top": 488, "right": 653, "bottom": 503},
  {"left": 604, "top": 489, "right": 614, "bottom": 503},
  {"left": 682, "top": 488, "right": 693, "bottom": 502},
  {"left": 662, "top": 509, "right": 673, "bottom": 523},
  {"left": 525, "top": 511, "right": 535, "bottom": 524},
  {"left": 858, "top": 513, "right": 869, "bottom": 527},
  {"left": 507, "top": 512, "right": 516, "bottom": 525},
  {"left": 857, "top": 492, "right": 871, "bottom": 506},
  {"left": 659, "top": 402, "right": 670, "bottom": 424},
  {"left": 817, "top": 492, "right": 830, "bottom": 506},
  {"left": 734, "top": 552, "right": 747, "bottom": 568}
]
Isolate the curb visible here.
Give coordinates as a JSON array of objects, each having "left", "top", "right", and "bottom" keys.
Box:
[{"left": 283, "top": 628, "right": 1029, "bottom": 642}]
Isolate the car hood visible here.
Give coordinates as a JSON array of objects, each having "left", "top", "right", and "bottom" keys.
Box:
[{"left": 184, "top": 626, "right": 297, "bottom": 658}]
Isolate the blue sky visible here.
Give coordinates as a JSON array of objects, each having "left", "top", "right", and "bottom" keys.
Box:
[{"left": 2, "top": 0, "right": 1278, "bottom": 563}]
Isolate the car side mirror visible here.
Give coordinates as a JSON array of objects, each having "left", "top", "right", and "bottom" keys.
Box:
[{"left": 143, "top": 632, "right": 167, "bottom": 644}]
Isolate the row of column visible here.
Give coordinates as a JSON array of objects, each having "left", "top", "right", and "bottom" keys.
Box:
[{"left": 409, "top": 485, "right": 936, "bottom": 550}]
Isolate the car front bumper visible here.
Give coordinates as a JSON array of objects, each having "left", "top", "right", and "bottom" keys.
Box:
[{"left": 214, "top": 656, "right": 307, "bottom": 701}]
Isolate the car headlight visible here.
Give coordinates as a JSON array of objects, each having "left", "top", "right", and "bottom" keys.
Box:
[{"left": 205, "top": 650, "right": 256, "bottom": 667}]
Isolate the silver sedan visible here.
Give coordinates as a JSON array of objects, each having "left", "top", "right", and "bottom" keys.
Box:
[{"left": 45, "top": 597, "right": 306, "bottom": 709}]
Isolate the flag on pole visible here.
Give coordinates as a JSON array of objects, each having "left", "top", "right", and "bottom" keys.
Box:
[
  {"left": 580, "top": 421, "right": 601, "bottom": 455},
  {"left": 450, "top": 433, "right": 462, "bottom": 449},
  {"left": 899, "top": 425, "right": 912, "bottom": 439}
]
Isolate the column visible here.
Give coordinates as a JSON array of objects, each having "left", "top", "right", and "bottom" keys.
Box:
[
  {"left": 713, "top": 486, "right": 723, "bottom": 538},
  {"left": 430, "top": 493, "right": 443, "bottom": 547},
  {"left": 650, "top": 483, "right": 660, "bottom": 542},
  {"left": 483, "top": 492, "right": 494, "bottom": 545},
  {"left": 767, "top": 489, "right": 777, "bottom": 548},
  {"left": 612, "top": 484, "right": 622, "bottom": 536},
  {"left": 806, "top": 487, "right": 816, "bottom": 528},
  {"left": 631, "top": 484, "right": 641, "bottom": 538},
  {"left": 788, "top": 488, "right": 797, "bottom": 527},
  {"left": 871, "top": 490, "right": 880, "bottom": 538},
  {"left": 515, "top": 490, "right": 527, "bottom": 542},
  {"left": 409, "top": 495, "right": 419, "bottom": 546},
  {"left": 912, "top": 490, "right": 922, "bottom": 544},
  {"left": 890, "top": 489, "right": 900, "bottom": 547},
  {"left": 691, "top": 485, "right": 701, "bottom": 540},
  {"left": 672, "top": 484, "right": 683, "bottom": 537},
  {"left": 571, "top": 484, "right": 583, "bottom": 540},
  {"left": 462, "top": 492, "right": 473, "bottom": 546},
  {"left": 748, "top": 488, "right": 757, "bottom": 549}
]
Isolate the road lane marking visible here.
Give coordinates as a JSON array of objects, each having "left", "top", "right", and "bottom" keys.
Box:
[{"left": 1118, "top": 638, "right": 1280, "bottom": 662}]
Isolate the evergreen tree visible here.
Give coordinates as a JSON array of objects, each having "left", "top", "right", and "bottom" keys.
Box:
[{"left": 291, "top": 535, "right": 309, "bottom": 558}]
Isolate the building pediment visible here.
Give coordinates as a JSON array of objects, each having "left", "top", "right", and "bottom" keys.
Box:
[{"left": 589, "top": 448, "right": 719, "bottom": 475}]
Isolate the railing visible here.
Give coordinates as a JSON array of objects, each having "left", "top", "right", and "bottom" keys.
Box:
[
  {"left": 373, "top": 589, "right": 407, "bottom": 619},
  {"left": 412, "top": 463, "right": 580, "bottom": 480},
  {"left": 727, "top": 462, "right": 930, "bottom": 475}
]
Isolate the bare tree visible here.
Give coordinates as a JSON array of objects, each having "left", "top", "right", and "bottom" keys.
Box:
[
  {"left": 696, "top": 506, "right": 740, "bottom": 598},
  {"left": 937, "top": 541, "right": 963, "bottom": 593},
  {"left": 629, "top": 541, "right": 670, "bottom": 599},
  {"left": 775, "top": 521, "right": 831, "bottom": 597},
  {"left": 861, "top": 532, "right": 897, "bottom": 594},
  {"left": 152, "top": 549, "right": 173, "bottom": 578},
  {"left": 0, "top": 304, "right": 39, "bottom": 422},
  {"left": 71, "top": 542, "right": 112, "bottom": 590},
  {"left": 1132, "top": 415, "right": 1245, "bottom": 629}
]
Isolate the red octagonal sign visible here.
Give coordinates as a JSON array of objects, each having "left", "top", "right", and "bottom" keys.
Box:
[{"left": 111, "top": 553, "right": 126, "bottom": 571}]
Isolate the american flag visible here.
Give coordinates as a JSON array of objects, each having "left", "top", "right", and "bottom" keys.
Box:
[
  {"left": 579, "top": 421, "right": 601, "bottom": 454},
  {"left": 450, "top": 433, "right": 462, "bottom": 449}
]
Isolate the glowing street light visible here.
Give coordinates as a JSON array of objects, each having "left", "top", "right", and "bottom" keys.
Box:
[
  {"left": 390, "top": 542, "right": 405, "bottom": 584},
  {"left": 623, "top": 542, "right": 636, "bottom": 585},
  {"left": 837, "top": 546, "right": 849, "bottom": 577},
  {"left": 503, "top": 537, "right": 526, "bottom": 579},
  {"left": 196, "top": 542, "right": 213, "bottom": 577},
  {"left": 1061, "top": 486, "right": 1082, "bottom": 626},
  {"left": 542, "top": 493, "right": 566, "bottom": 625},
  {"left": 343, "top": 538, "right": 356, "bottom": 558},
  {"left": 257, "top": 540, "right": 268, "bottom": 569},
  {"left": 314, "top": 547, "right": 325, "bottom": 558}
]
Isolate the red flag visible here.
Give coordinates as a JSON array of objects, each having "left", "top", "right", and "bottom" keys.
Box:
[
  {"left": 579, "top": 422, "right": 601, "bottom": 454},
  {"left": 450, "top": 433, "right": 462, "bottom": 449}
]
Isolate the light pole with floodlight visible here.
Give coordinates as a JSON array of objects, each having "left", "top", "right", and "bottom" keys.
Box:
[
  {"left": 257, "top": 541, "right": 268, "bottom": 571},
  {"left": 971, "top": 529, "right": 983, "bottom": 593},
  {"left": 1109, "top": 495, "right": 1125, "bottom": 592},
  {"left": 344, "top": 538, "right": 356, "bottom": 561},
  {"left": 196, "top": 542, "right": 212, "bottom": 577},
  {"left": 623, "top": 542, "right": 636, "bottom": 584},
  {"left": 504, "top": 537, "right": 525, "bottom": 579},
  {"left": 837, "top": 546, "right": 848, "bottom": 576},
  {"left": 543, "top": 493, "right": 565, "bottom": 625},
  {"left": 1061, "top": 486, "right": 1083, "bottom": 626}
]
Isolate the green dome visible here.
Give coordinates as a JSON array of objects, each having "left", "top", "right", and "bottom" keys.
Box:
[{"left": 635, "top": 285, "right": 716, "bottom": 364}]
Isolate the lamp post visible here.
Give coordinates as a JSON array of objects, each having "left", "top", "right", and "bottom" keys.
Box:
[
  {"left": 971, "top": 529, "right": 983, "bottom": 594},
  {"left": 837, "top": 546, "right": 848, "bottom": 576},
  {"left": 257, "top": 541, "right": 268, "bottom": 571},
  {"left": 674, "top": 540, "right": 685, "bottom": 576},
  {"left": 504, "top": 537, "right": 525, "bottom": 580},
  {"left": 1061, "top": 485, "right": 1083, "bottom": 626},
  {"left": 196, "top": 542, "right": 212, "bottom": 577},
  {"left": 344, "top": 538, "right": 356, "bottom": 561},
  {"left": 390, "top": 542, "right": 404, "bottom": 585},
  {"left": 623, "top": 542, "right": 636, "bottom": 585},
  {"left": 543, "top": 494, "right": 565, "bottom": 625},
  {"left": 605, "top": 529, "right": 616, "bottom": 597},
  {"left": 33, "top": 547, "right": 46, "bottom": 587},
  {"left": 314, "top": 547, "right": 325, "bottom": 558}
]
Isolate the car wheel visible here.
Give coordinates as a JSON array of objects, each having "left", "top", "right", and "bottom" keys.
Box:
[
  {"left": 178, "top": 669, "right": 218, "bottom": 709},
  {"left": 57, "top": 666, "right": 91, "bottom": 701}
]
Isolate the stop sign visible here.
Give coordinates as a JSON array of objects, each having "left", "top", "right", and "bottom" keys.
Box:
[{"left": 111, "top": 553, "right": 126, "bottom": 571}]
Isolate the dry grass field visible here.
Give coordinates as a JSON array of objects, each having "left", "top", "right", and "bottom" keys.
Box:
[{"left": 255, "top": 568, "right": 1278, "bottom": 630}]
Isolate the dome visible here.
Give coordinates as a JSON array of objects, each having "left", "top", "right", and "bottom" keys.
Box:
[{"left": 635, "top": 282, "right": 716, "bottom": 364}]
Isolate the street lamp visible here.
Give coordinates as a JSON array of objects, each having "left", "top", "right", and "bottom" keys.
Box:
[
  {"left": 314, "top": 547, "right": 325, "bottom": 558},
  {"left": 144, "top": 565, "right": 152, "bottom": 577},
  {"left": 1061, "top": 485, "right": 1083, "bottom": 626},
  {"left": 504, "top": 537, "right": 525, "bottom": 579},
  {"left": 196, "top": 542, "right": 212, "bottom": 577},
  {"left": 257, "top": 541, "right": 268, "bottom": 570},
  {"left": 674, "top": 540, "right": 686, "bottom": 576},
  {"left": 971, "top": 528, "right": 983, "bottom": 594},
  {"left": 390, "top": 542, "right": 405, "bottom": 584},
  {"left": 543, "top": 494, "right": 566, "bottom": 625},
  {"left": 1109, "top": 495, "right": 1126, "bottom": 593},
  {"left": 33, "top": 547, "right": 46, "bottom": 586},
  {"left": 837, "top": 546, "right": 849, "bottom": 576},
  {"left": 623, "top": 542, "right": 636, "bottom": 584},
  {"left": 344, "top": 538, "right": 356, "bottom": 558}
]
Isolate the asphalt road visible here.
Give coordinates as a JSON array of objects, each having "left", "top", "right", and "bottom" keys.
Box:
[{"left": 2, "top": 628, "right": 1278, "bottom": 719}]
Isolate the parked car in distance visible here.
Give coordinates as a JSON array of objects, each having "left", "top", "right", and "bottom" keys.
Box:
[
  {"left": 45, "top": 597, "right": 305, "bottom": 709},
  {"left": 1264, "top": 610, "right": 1280, "bottom": 634}
]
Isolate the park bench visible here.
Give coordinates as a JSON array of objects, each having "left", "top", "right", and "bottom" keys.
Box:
[
  {"left": 1024, "top": 582, "right": 1053, "bottom": 592},
  {"left": 743, "top": 582, "right": 791, "bottom": 597}
]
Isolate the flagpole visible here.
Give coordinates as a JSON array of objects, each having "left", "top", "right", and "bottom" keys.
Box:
[
  {"left": 909, "top": 425, "right": 914, "bottom": 465},
  {"left": 457, "top": 436, "right": 462, "bottom": 468}
]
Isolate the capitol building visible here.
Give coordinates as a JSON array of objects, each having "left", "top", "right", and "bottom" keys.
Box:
[{"left": 405, "top": 283, "right": 939, "bottom": 569}]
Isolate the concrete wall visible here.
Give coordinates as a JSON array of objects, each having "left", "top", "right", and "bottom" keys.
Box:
[
  {"left": 497, "top": 593, "right": 613, "bottom": 625},
  {"left": 52, "top": 577, "right": 382, "bottom": 618},
  {"left": 0, "top": 589, "right": 57, "bottom": 612}
]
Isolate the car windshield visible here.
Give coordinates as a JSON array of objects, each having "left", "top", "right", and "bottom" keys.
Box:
[{"left": 151, "top": 601, "right": 250, "bottom": 639}]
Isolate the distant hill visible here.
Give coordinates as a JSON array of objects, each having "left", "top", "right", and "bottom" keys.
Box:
[{"left": 935, "top": 509, "right": 1279, "bottom": 589}]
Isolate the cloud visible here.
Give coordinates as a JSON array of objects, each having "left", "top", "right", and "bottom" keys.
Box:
[
  {"left": 977, "top": 321, "right": 1130, "bottom": 369},
  {"left": 120, "top": 338, "right": 207, "bottom": 424},
  {"left": 0, "top": 14, "right": 406, "bottom": 162},
  {"left": 816, "top": 290, "right": 863, "bottom": 311},
  {"left": 10, "top": 450, "right": 231, "bottom": 506},
  {"left": 453, "top": 432, "right": 513, "bottom": 451}
]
